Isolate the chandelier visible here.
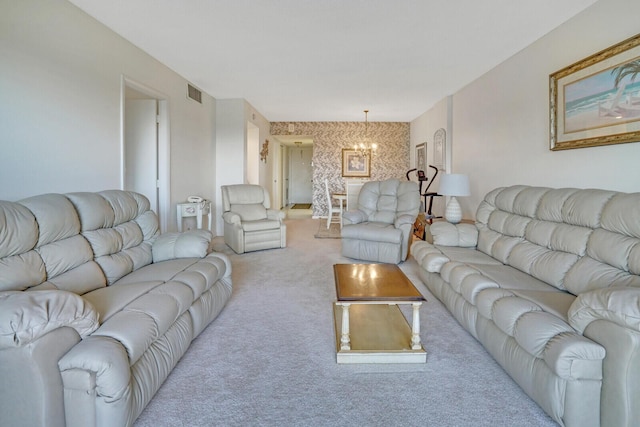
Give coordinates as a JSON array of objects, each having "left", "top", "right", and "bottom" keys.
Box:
[{"left": 354, "top": 109, "right": 377, "bottom": 157}]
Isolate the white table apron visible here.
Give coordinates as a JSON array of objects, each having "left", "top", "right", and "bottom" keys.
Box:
[{"left": 176, "top": 201, "right": 212, "bottom": 231}]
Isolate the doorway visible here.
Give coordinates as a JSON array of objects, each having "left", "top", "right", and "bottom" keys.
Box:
[
  {"left": 121, "top": 77, "right": 170, "bottom": 232},
  {"left": 288, "top": 145, "right": 313, "bottom": 204}
]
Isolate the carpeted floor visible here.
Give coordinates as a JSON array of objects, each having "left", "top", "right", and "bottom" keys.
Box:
[{"left": 134, "top": 218, "right": 557, "bottom": 427}]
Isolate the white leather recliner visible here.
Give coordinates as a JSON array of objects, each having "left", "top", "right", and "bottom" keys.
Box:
[
  {"left": 221, "top": 184, "right": 286, "bottom": 254},
  {"left": 341, "top": 179, "right": 420, "bottom": 264}
]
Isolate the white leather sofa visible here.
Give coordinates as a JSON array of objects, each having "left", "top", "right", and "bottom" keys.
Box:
[
  {"left": 0, "top": 190, "right": 233, "bottom": 427},
  {"left": 221, "top": 184, "right": 286, "bottom": 254},
  {"left": 341, "top": 179, "right": 420, "bottom": 264},
  {"left": 411, "top": 185, "right": 640, "bottom": 427}
]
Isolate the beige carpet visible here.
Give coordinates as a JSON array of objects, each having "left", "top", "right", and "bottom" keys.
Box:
[
  {"left": 314, "top": 220, "right": 341, "bottom": 238},
  {"left": 134, "top": 218, "right": 556, "bottom": 427}
]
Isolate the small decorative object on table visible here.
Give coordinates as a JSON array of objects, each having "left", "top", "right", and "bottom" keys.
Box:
[{"left": 413, "top": 212, "right": 427, "bottom": 240}]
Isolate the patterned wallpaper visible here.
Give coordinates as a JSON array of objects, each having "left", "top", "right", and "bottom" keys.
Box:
[{"left": 270, "top": 121, "right": 410, "bottom": 217}]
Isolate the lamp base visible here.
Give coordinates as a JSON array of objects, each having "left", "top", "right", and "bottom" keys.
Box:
[{"left": 445, "top": 197, "right": 462, "bottom": 224}]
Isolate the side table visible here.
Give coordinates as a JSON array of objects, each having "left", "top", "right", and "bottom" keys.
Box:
[{"left": 177, "top": 201, "right": 212, "bottom": 232}]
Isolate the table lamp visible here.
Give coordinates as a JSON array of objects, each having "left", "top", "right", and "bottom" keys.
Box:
[{"left": 438, "top": 174, "right": 470, "bottom": 224}]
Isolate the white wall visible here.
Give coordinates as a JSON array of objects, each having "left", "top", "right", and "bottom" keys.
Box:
[
  {"left": 214, "top": 99, "right": 272, "bottom": 234},
  {"left": 0, "top": 0, "right": 216, "bottom": 231},
  {"left": 410, "top": 96, "right": 452, "bottom": 216},
  {"left": 413, "top": 0, "right": 640, "bottom": 220}
]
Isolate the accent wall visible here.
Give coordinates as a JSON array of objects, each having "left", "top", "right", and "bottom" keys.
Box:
[{"left": 270, "top": 121, "right": 410, "bottom": 218}]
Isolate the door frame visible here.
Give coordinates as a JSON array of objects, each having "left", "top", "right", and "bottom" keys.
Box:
[{"left": 120, "top": 75, "right": 171, "bottom": 233}]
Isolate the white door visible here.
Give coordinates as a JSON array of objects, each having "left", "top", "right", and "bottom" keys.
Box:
[
  {"left": 289, "top": 146, "right": 313, "bottom": 204},
  {"left": 281, "top": 146, "right": 289, "bottom": 208},
  {"left": 124, "top": 99, "right": 158, "bottom": 212}
]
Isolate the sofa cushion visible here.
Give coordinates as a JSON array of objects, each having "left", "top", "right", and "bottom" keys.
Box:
[
  {"left": 241, "top": 218, "right": 281, "bottom": 232},
  {"left": 83, "top": 254, "right": 227, "bottom": 365},
  {"left": 152, "top": 230, "right": 211, "bottom": 262},
  {"left": 113, "top": 255, "right": 228, "bottom": 304},
  {"left": 89, "top": 281, "right": 194, "bottom": 365},
  {"left": 476, "top": 289, "right": 605, "bottom": 380},
  {"left": 0, "top": 290, "right": 99, "bottom": 348},
  {"left": 231, "top": 203, "right": 267, "bottom": 221},
  {"left": 19, "top": 194, "right": 80, "bottom": 247},
  {"left": 0, "top": 201, "right": 38, "bottom": 259},
  {"left": 0, "top": 195, "right": 110, "bottom": 294},
  {"left": 511, "top": 289, "right": 576, "bottom": 322},
  {"left": 66, "top": 191, "right": 158, "bottom": 286},
  {"left": 340, "top": 222, "right": 401, "bottom": 243},
  {"left": 438, "top": 245, "right": 502, "bottom": 266}
]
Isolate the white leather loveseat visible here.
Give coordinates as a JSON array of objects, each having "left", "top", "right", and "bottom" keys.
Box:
[
  {"left": 0, "top": 190, "right": 233, "bottom": 427},
  {"left": 411, "top": 185, "right": 640, "bottom": 427}
]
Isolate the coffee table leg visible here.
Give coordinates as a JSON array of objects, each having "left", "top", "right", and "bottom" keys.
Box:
[
  {"left": 411, "top": 302, "right": 422, "bottom": 350},
  {"left": 340, "top": 303, "right": 351, "bottom": 350}
]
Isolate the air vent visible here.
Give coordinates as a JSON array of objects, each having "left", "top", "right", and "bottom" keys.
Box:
[{"left": 187, "top": 84, "right": 202, "bottom": 104}]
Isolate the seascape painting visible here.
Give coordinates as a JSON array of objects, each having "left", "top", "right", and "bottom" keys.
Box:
[
  {"left": 564, "top": 59, "right": 640, "bottom": 134},
  {"left": 550, "top": 33, "right": 640, "bottom": 150}
]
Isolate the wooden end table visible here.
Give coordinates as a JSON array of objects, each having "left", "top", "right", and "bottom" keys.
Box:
[{"left": 333, "top": 264, "right": 427, "bottom": 364}]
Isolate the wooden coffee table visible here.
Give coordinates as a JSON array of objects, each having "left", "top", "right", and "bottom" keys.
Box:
[{"left": 333, "top": 264, "right": 427, "bottom": 364}]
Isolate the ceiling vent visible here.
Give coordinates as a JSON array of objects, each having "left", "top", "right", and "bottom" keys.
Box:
[{"left": 187, "top": 84, "right": 202, "bottom": 104}]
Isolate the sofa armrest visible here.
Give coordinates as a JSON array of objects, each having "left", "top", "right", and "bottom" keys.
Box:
[
  {"left": 395, "top": 214, "right": 416, "bottom": 228},
  {"left": 342, "top": 210, "right": 366, "bottom": 225},
  {"left": 152, "top": 230, "right": 212, "bottom": 263},
  {"left": 222, "top": 211, "right": 241, "bottom": 225},
  {"left": 429, "top": 222, "right": 478, "bottom": 247},
  {"left": 266, "top": 209, "right": 285, "bottom": 221},
  {"left": 569, "top": 287, "right": 640, "bottom": 333},
  {"left": 411, "top": 241, "right": 451, "bottom": 273},
  {"left": 0, "top": 290, "right": 99, "bottom": 349}
]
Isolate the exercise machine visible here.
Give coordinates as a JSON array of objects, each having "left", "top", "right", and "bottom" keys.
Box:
[{"left": 406, "top": 165, "right": 441, "bottom": 222}]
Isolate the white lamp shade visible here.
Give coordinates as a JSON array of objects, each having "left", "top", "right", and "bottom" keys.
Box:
[{"left": 439, "top": 174, "right": 470, "bottom": 197}]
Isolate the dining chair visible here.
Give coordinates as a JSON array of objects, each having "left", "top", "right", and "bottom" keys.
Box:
[{"left": 325, "top": 179, "right": 342, "bottom": 229}]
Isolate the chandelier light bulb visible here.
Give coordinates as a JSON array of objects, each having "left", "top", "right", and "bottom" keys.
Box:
[{"left": 354, "top": 109, "right": 377, "bottom": 157}]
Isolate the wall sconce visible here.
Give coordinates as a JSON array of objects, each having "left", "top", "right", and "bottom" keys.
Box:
[{"left": 260, "top": 139, "right": 269, "bottom": 162}]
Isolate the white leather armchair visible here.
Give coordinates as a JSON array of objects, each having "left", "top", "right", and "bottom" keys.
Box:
[
  {"left": 341, "top": 179, "right": 420, "bottom": 264},
  {"left": 221, "top": 184, "right": 286, "bottom": 254}
]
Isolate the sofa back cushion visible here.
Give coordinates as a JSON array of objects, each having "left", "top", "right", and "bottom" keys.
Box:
[
  {"left": 221, "top": 184, "right": 269, "bottom": 221},
  {"left": 357, "top": 179, "right": 419, "bottom": 224},
  {"left": 476, "top": 186, "right": 640, "bottom": 295},
  {"left": 0, "top": 200, "right": 46, "bottom": 292},
  {"left": 0, "top": 191, "right": 159, "bottom": 293},
  {"left": 0, "top": 194, "right": 104, "bottom": 294},
  {"left": 67, "top": 191, "right": 158, "bottom": 285}
]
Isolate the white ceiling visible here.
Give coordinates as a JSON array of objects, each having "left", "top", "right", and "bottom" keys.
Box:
[{"left": 68, "top": 0, "right": 598, "bottom": 122}]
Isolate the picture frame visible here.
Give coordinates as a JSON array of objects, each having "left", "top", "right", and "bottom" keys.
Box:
[
  {"left": 433, "top": 128, "right": 446, "bottom": 169},
  {"left": 415, "top": 143, "right": 426, "bottom": 171},
  {"left": 341, "top": 148, "right": 370, "bottom": 177},
  {"left": 550, "top": 33, "right": 640, "bottom": 150}
]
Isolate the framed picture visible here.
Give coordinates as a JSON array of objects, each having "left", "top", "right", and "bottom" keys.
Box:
[
  {"left": 550, "top": 33, "right": 640, "bottom": 150},
  {"left": 433, "top": 128, "right": 446, "bottom": 169},
  {"left": 341, "top": 149, "right": 370, "bottom": 177},
  {"left": 415, "top": 143, "right": 426, "bottom": 171}
]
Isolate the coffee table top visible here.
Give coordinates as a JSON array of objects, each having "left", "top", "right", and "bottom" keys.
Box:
[{"left": 334, "top": 264, "right": 425, "bottom": 302}]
